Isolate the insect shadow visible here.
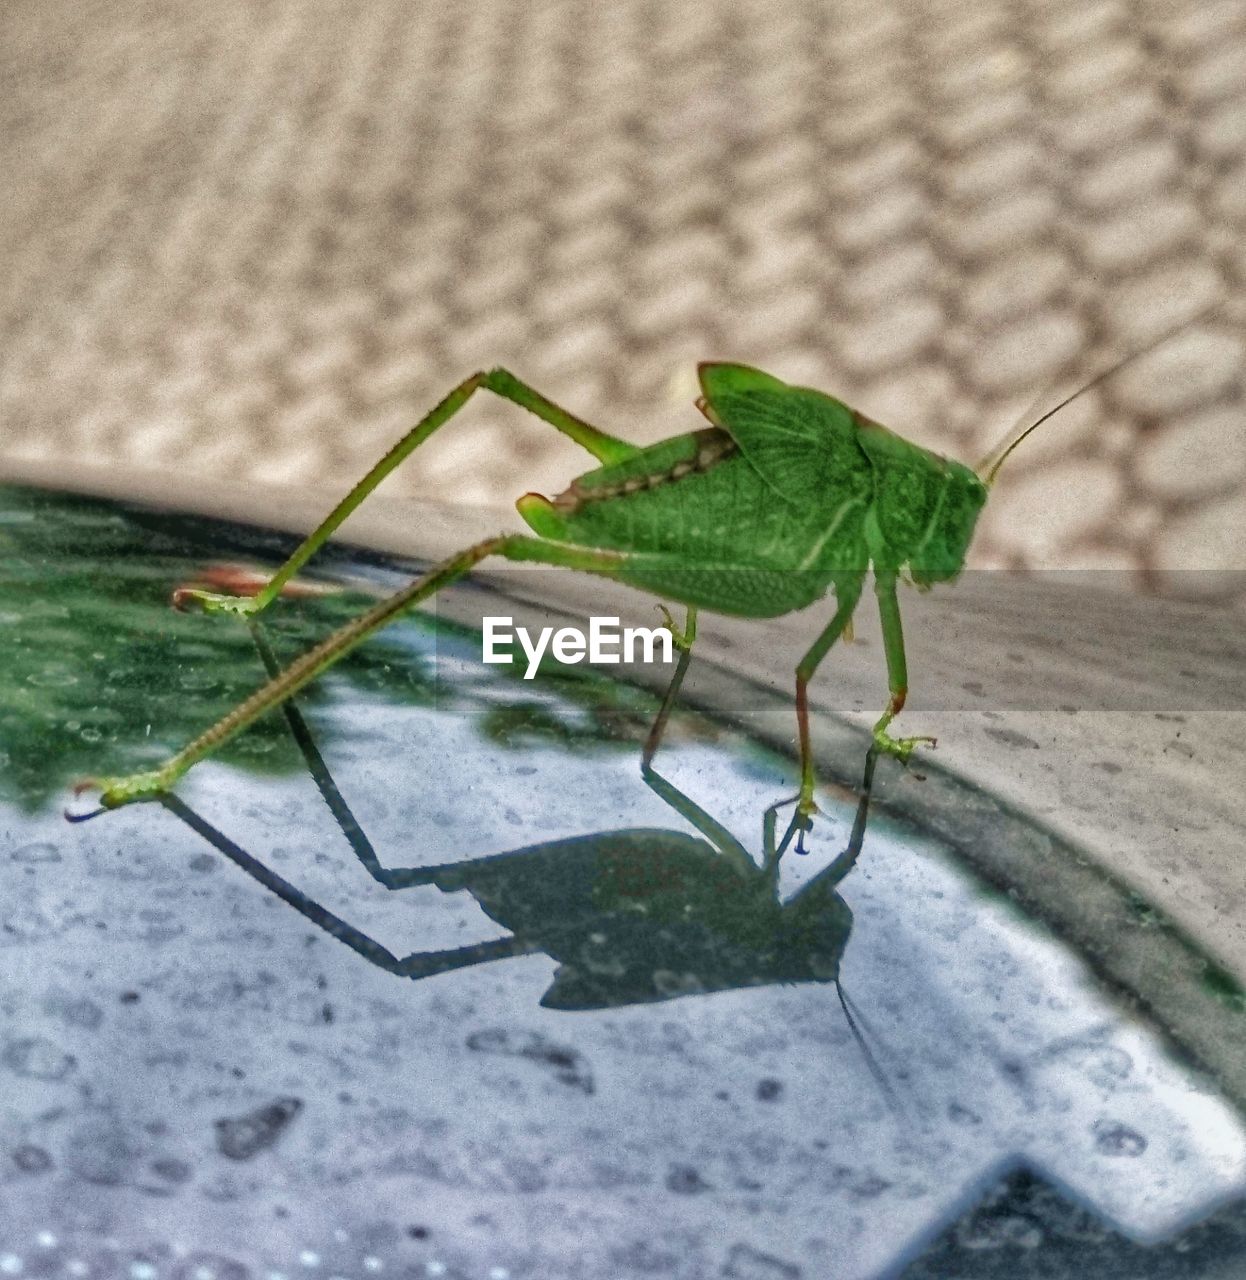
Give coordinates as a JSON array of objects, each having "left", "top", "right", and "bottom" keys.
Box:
[{"left": 162, "top": 629, "right": 884, "bottom": 1025}]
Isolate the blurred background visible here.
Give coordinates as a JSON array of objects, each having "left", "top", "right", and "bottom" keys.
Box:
[{"left": 1, "top": 0, "right": 1242, "bottom": 601}]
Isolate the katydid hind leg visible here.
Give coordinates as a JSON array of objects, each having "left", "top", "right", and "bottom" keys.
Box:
[
  {"left": 871, "top": 570, "right": 936, "bottom": 763},
  {"left": 249, "top": 622, "right": 452, "bottom": 891},
  {"left": 175, "top": 370, "right": 636, "bottom": 618},
  {"left": 159, "top": 793, "right": 414, "bottom": 973},
  {"left": 161, "top": 795, "right": 536, "bottom": 979},
  {"left": 79, "top": 535, "right": 632, "bottom": 811}
]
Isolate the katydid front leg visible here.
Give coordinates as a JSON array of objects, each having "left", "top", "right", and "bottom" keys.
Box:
[
  {"left": 174, "top": 369, "right": 636, "bottom": 617},
  {"left": 871, "top": 569, "right": 937, "bottom": 762}
]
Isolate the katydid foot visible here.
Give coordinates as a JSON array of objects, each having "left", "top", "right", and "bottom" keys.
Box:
[
  {"left": 656, "top": 604, "right": 697, "bottom": 651},
  {"left": 171, "top": 587, "right": 263, "bottom": 617},
  {"left": 171, "top": 563, "right": 275, "bottom": 615},
  {"left": 172, "top": 564, "right": 341, "bottom": 615},
  {"left": 66, "top": 767, "right": 184, "bottom": 820},
  {"left": 871, "top": 681, "right": 936, "bottom": 766},
  {"left": 871, "top": 726, "right": 936, "bottom": 764},
  {"left": 793, "top": 792, "right": 820, "bottom": 856}
]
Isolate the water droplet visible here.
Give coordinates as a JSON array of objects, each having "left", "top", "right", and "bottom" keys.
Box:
[
  {"left": 947, "top": 1103, "right": 982, "bottom": 1126},
  {"left": 26, "top": 670, "right": 78, "bottom": 691},
  {"left": 1045, "top": 1039, "right": 1134, "bottom": 1089},
  {"left": 178, "top": 670, "right": 220, "bottom": 692},
  {"left": 12, "top": 1146, "right": 52, "bottom": 1174},
  {"left": 1094, "top": 1119, "right": 1147, "bottom": 1157},
  {"left": 12, "top": 843, "right": 61, "bottom": 865},
  {"left": 2, "top": 1037, "right": 75, "bottom": 1081}
]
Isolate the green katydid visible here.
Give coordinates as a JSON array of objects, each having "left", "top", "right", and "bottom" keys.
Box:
[{"left": 70, "top": 317, "right": 1203, "bottom": 840}]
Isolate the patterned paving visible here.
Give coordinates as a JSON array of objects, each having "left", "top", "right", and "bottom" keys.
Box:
[{"left": 1, "top": 0, "right": 1243, "bottom": 599}]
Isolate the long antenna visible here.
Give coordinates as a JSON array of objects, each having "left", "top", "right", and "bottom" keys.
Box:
[{"left": 975, "top": 300, "right": 1226, "bottom": 486}]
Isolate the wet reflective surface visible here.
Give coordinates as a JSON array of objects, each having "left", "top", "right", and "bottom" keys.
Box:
[{"left": 4, "top": 484, "right": 1246, "bottom": 1279}]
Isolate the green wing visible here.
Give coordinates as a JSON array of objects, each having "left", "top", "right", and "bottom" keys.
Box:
[
  {"left": 514, "top": 365, "right": 878, "bottom": 617},
  {"left": 697, "top": 363, "right": 872, "bottom": 508}
]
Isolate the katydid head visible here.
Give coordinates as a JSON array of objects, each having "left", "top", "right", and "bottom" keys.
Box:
[
  {"left": 908, "top": 459, "right": 988, "bottom": 587},
  {"left": 855, "top": 419, "right": 989, "bottom": 586}
]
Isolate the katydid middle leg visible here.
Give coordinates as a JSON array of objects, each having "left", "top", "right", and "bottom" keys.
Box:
[
  {"left": 641, "top": 605, "right": 697, "bottom": 769},
  {"left": 817, "top": 745, "right": 879, "bottom": 885},
  {"left": 763, "top": 742, "right": 879, "bottom": 877},
  {"left": 174, "top": 369, "right": 637, "bottom": 617},
  {"left": 793, "top": 573, "right": 865, "bottom": 831}
]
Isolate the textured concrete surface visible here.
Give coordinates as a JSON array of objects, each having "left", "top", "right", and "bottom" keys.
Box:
[{"left": 1, "top": 0, "right": 1244, "bottom": 599}]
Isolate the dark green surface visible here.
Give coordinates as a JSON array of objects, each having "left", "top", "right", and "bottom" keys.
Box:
[{"left": 0, "top": 484, "right": 658, "bottom": 814}]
